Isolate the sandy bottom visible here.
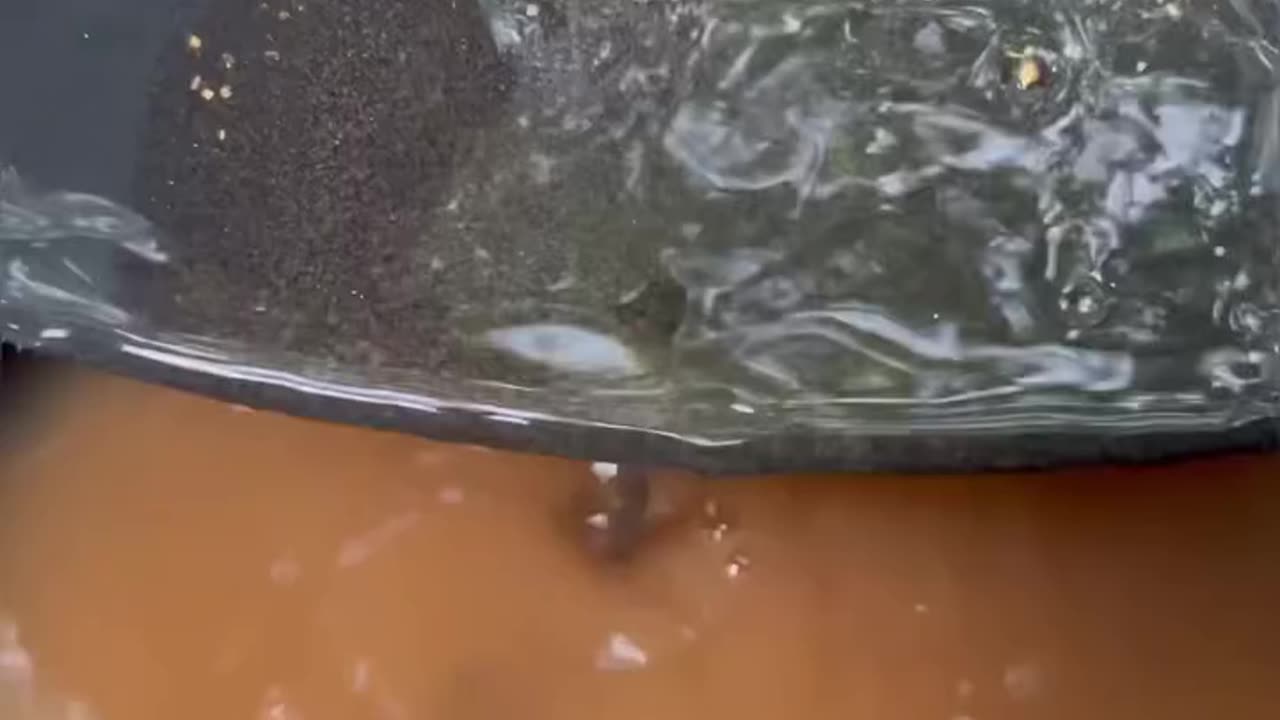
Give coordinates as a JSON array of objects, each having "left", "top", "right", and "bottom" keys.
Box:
[{"left": 2, "top": 371, "right": 1279, "bottom": 720}]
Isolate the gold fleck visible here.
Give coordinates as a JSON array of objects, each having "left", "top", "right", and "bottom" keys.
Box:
[
  {"left": 187, "top": 34, "right": 203, "bottom": 53},
  {"left": 199, "top": 87, "right": 216, "bottom": 102},
  {"left": 189, "top": 74, "right": 203, "bottom": 92},
  {"left": 1016, "top": 56, "right": 1043, "bottom": 89},
  {"left": 218, "top": 84, "right": 233, "bottom": 100}
]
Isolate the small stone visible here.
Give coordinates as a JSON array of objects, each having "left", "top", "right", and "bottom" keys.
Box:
[
  {"left": 199, "top": 87, "right": 216, "bottom": 101},
  {"left": 187, "top": 34, "right": 203, "bottom": 53},
  {"left": 218, "top": 84, "right": 233, "bottom": 100},
  {"left": 189, "top": 74, "right": 203, "bottom": 91}
]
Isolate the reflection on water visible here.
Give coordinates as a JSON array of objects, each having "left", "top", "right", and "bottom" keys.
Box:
[{"left": 3, "top": 371, "right": 1280, "bottom": 719}]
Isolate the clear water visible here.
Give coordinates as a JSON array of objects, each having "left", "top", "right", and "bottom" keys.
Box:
[{"left": 1, "top": 0, "right": 1279, "bottom": 453}]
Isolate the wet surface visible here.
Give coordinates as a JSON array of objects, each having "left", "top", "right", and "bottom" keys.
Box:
[
  {"left": 2, "top": 0, "right": 1279, "bottom": 469},
  {"left": 3, "top": 371, "right": 1280, "bottom": 719}
]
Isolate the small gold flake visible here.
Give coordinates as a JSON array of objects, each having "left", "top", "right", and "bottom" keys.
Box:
[
  {"left": 1017, "top": 57, "right": 1042, "bottom": 89},
  {"left": 218, "top": 84, "right": 233, "bottom": 100},
  {"left": 1007, "top": 46, "right": 1047, "bottom": 90},
  {"left": 187, "top": 34, "right": 203, "bottom": 53},
  {"left": 199, "top": 87, "right": 216, "bottom": 101}
]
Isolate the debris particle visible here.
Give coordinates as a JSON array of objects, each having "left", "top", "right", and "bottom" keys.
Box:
[
  {"left": 269, "top": 554, "right": 302, "bottom": 586},
  {"left": 585, "top": 512, "right": 610, "bottom": 530},
  {"left": 437, "top": 486, "right": 465, "bottom": 505},
  {"left": 218, "top": 84, "right": 233, "bottom": 100},
  {"left": 350, "top": 658, "right": 372, "bottom": 694},
  {"left": 217, "top": 128, "right": 228, "bottom": 142},
  {"left": 725, "top": 553, "right": 750, "bottom": 579},
  {"left": 709, "top": 522, "right": 729, "bottom": 542},
  {"left": 187, "top": 34, "right": 203, "bottom": 53},
  {"left": 913, "top": 602, "right": 930, "bottom": 614},
  {"left": 1003, "top": 661, "right": 1043, "bottom": 701},
  {"left": 189, "top": 75, "right": 203, "bottom": 91},
  {"left": 590, "top": 462, "right": 619, "bottom": 483},
  {"left": 200, "top": 87, "right": 216, "bottom": 101},
  {"left": 525, "top": 2, "right": 540, "bottom": 17},
  {"left": 221, "top": 52, "right": 236, "bottom": 70},
  {"left": 595, "top": 633, "right": 649, "bottom": 671},
  {"left": 277, "top": 9, "right": 292, "bottom": 20},
  {"left": 264, "top": 49, "right": 282, "bottom": 62}
]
